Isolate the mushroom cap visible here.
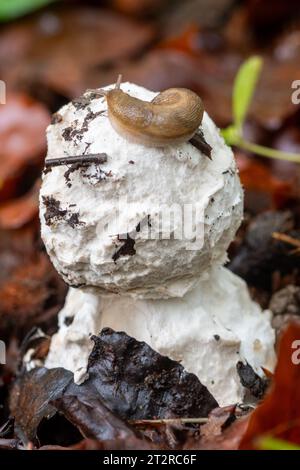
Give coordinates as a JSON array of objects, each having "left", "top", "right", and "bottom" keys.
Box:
[{"left": 40, "top": 83, "right": 243, "bottom": 299}]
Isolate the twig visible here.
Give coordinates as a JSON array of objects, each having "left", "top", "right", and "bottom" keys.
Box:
[
  {"left": 189, "top": 131, "right": 212, "bottom": 159},
  {"left": 272, "top": 232, "right": 300, "bottom": 254},
  {"left": 129, "top": 417, "right": 208, "bottom": 426},
  {"left": 0, "top": 438, "right": 24, "bottom": 450},
  {"left": 0, "top": 418, "right": 14, "bottom": 438},
  {"left": 45, "top": 153, "right": 108, "bottom": 169}
]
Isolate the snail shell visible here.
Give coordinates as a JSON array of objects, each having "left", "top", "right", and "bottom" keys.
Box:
[{"left": 101, "top": 77, "right": 204, "bottom": 147}]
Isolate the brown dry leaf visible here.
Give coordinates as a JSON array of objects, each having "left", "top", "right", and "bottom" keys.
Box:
[
  {"left": 0, "top": 181, "right": 40, "bottom": 230},
  {"left": 161, "top": 0, "right": 237, "bottom": 35},
  {"left": 200, "top": 406, "right": 236, "bottom": 439},
  {"left": 0, "top": 7, "right": 155, "bottom": 99},
  {"left": 10, "top": 368, "right": 74, "bottom": 444},
  {"left": 39, "top": 437, "right": 155, "bottom": 450},
  {"left": 0, "top": 93, "right": 49, "bottom": 202},
  {"left": 85, "top": 328, "right": 218, "bottom": 420},
  {"left": 9, "top": 366, "right": 139, "bottom": 447},
  {"left": 0, "top": 252, "right": 66, "bottom": 334},
  {"left": 185, "top": 415, "right": 250, "bottom": 450},
  {"left": 273, "top": 26, "right": 300, "bottom": 61},
  {"left": 273, "top": 127, "right": 300, "bottom": 156},
  {"left": 237, "top": 154, "right": 294, "bottom": 210},
  {"left": 240, "top": 323, "right": 300, "bottom": 448},
  {"left": 246, "top": 0, "right": 300, "bottom": 34},
  {"left": 251, "top": 58, "right": 300, "bottom": 130},
  {"left": 9, "top": 329, "right": 219, "bottom": 448},
  {"left": 112, "top": 0, "right": 168, "bottom": 16},
  {"left": 229, "top": 210, "right": 300, "bottom": 290},
  {"left": 0, "top": 225, "right": 37, "bottom": 284}
]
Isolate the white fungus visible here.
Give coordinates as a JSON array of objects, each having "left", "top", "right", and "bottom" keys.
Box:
[{"left": 40, "top": 82, "right": 276, "bottom": 405}]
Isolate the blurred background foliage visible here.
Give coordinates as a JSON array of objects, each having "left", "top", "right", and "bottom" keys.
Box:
[{"left": 0, "top": 0, "right": 55, "bottom": 21}]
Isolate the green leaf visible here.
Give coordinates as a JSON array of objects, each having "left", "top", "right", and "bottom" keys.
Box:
[
  {"left": 258, "top": 436, "right": 300, "bottom": 451},
  {"left": 232, "top": 56, "right": 263, "bottom": 131},
  {"left": 220, "top": 125, "right": 240, "bottom": 146},
  {"left": 0, "top": 0, "right": 55, "bottom": 22}
]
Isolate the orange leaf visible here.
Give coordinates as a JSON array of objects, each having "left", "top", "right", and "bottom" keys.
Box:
[
  {"left": 240, "top": 323, "right": 300, "bottom": 449},
  {"left": 237, "top": 153, "right": 293, "bottom": 209},
  {"left": 0, "top": 93, "right": 50, "bottom": 201},
  {"left": 0, "top": 181, "right": 40, "bottom": 230}
]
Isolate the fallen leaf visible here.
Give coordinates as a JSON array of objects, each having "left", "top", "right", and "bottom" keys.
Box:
[
  {"left": 0, "top": 181, "right": 40, "bottom": 229},
  {"left": 161, "top": 0, "right": 237, "bottom": 35},
  {"left": 236, "top": 362, "right": 269, "bottom": 399},
  {"left": 200, "top": 405, "right": 237, "bottom": 439},
  {"left": 0, "top": 252, "right": 67, "bottom": 334},
  {"left": 39, "top": 436, "right": 154, "bottom": 450},
  {"left": 112, "top": 0, "right": 167, "bottom": 17},
  {"left": 185, "top": 415, "right": 250, "bottom": 450},
  {"left": 9, "top": 328, "right": 218, "bottom": 447},
  {"left": 52, "top": 391, "right": 137, "bottom": 442},
  {"left": 9, "top": 367, "right": 73, "bottom": 444},
  {"left": 0, "top": 7, "right": 155, "bottom": 98},
  {"left": 84, "top": 328, "right": 218, "bottom": 420},
  {"left": 240, "top": 323, "right": 300, "bottom": 449},
  {"left": 270, "top": 285, "right": 300, "bottom": 336},
  {"left": 246, "top": 0, "right": 300, "bottom": 37},
  {"left": 270, "top": 285, "right": 300, "bottom": 317},
  {"left": 0, "top": 221, "right": 39, "bottom": 280},
  {"left": 229, "top": 210, "right": 300, "bottom": 290},
  {"left": 237, "top": 153, "right": 295, "bottom": 211},
  {"left": 9, "top": 364, "right": 150, "bottom": 448},
  {"left": 0, "top": 93, "right": 49, "bottom": 201}
]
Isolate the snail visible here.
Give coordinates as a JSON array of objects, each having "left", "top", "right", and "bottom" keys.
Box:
[{"left": 98, "top": 75, "right": 204, "bottom": 147}]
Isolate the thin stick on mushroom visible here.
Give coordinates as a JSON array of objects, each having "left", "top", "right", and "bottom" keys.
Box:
[{"left": 44, "top": 153, "right": 108, "bottom": 169}]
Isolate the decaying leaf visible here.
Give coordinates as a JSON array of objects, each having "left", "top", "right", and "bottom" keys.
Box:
[
  {"left": 9, "top": 328, "right": 218, "bottom": 447},
  {"left": 10, "top": 365, "right": 136, "bottom": 446},
  {"left": 9, "top": 367, "right": 73, "bottom": 444},
  {"left": 0, "top": 181, "right": 40, "bottom": 229},
  {"left": 0, "top": 93, "right": 49, "bottom": 201},
  {"left": 229, "top": 210, "right": 300, "bottom": 289},
  {"left": 39, "top": 436, "right": 155, "bottom": 451},
  {"left": 52, "top": 391, "right": 137, "bottom": 443},
  {"left": 200, "top": 405, "right": 237, "bottom": 439},
  {"left": 185, "top": 415, "right": 250, "bottom": 450},
  {"left": 84, "top": 328, "right": 218, "bottom": 420},
  {"left": 269, "top": 285, "right": 300, "bottom": 336},
  {"left": 237, "top": 154, "right": 295, "bottom": 211},
  {"left": 236, "top": 362, "right": 269, "bottom": 399},
  {"left": 112, "top": 0, "right": 168, "bottom": 17},
  {"left": 240, "top": 323, "right": 300, "bottom": 449},
  {"left": 0, "top": 7, "right": 155, "bottom": 98},
  {"left": 0, "top": 252, "right": 67, "bottom": 334}
]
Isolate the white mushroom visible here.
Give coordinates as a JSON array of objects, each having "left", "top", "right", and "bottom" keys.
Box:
[{"left": 39, "top": 82, "right": 276, "bottom": 405}]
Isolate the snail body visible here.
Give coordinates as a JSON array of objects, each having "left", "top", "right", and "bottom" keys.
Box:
[{"left": 101, "top": 77, "right": 204, "bottom": 147}]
